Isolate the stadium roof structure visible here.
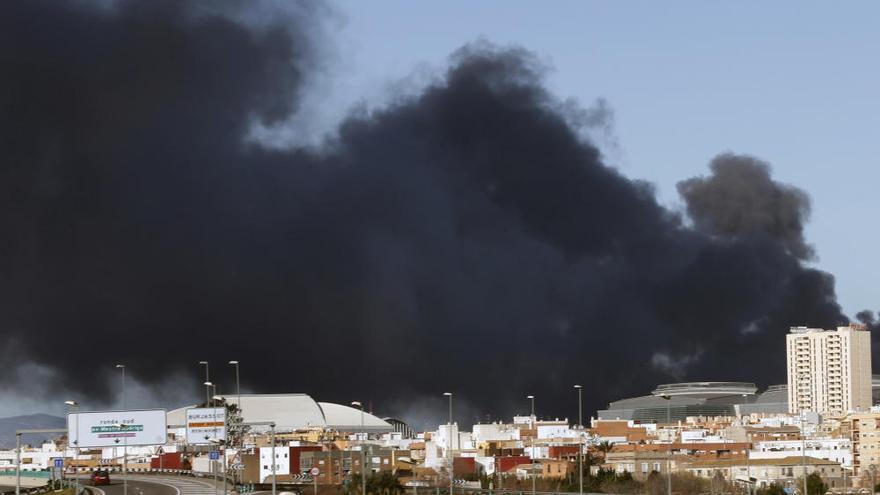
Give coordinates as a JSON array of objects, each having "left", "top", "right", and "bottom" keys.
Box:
[{"left": 167, "top": 393, "right": 392, "bottom": 433}]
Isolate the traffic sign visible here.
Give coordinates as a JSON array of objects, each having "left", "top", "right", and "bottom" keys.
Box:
[
  {"left": 54, "top": 458, "right": 64, "bottom": 468},
  {"left": 210, "top": 451, "right": 220, "bottom": 460},
  {"left": 68, "top": 409, "right": 167, "bottom": 447},
  {"left": 309, "top": 467, "right": 320, "bottom": 476},
  {"left": 186, "top": 408, "right": 226, "bottom": 445}
]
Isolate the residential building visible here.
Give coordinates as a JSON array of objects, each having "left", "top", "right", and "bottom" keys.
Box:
[
  {"left": 848, "top": 412, "right": 880, "bottom": 478},
  {"left": 750, "top": 439, "right": 851, "bottom": 468},
  {"left": 540, "top": 459, "right": 572, "bottom": 479},
  {"left": 682, "top": 456, "right": 842, "bottom": 489},
  {"left": 787, "top": 325, "right": 872, "bottom": 416},
  {"left": 598, "top": 450, "right": 687, "bottom": 481}
]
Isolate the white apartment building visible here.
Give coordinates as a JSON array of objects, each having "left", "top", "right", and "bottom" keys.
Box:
[
  {"left": 750, "top": 439, "right": 852, "bottom": 468},
  {"left": 787, "top": 325, "right": 872, "bottom": 416}
]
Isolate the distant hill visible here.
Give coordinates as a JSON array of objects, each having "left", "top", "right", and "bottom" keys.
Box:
[{"left": 0, "top": 414, "right": 65, "bottom": 449}]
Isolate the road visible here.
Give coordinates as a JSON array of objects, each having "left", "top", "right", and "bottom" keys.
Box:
[{"left": 83, "top": 475, "right": 220, "bottom": 495}]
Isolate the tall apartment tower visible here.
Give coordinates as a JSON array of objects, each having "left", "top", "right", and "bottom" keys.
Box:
[{"left": 787, "top": 324, "right": 872, "bottom": 415}]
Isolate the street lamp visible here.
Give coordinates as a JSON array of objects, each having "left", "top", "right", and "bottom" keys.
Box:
[
  {"left": 200, "top": 361, "right": 210, "bottom": 406},
  {"left": 351, "top": 402, "right": 366, "bottom": 495},
  {"left": 800, "top": 412, "right": 807, "bottom": 495},
  {"left": 574, "top": 385, "right": 583, "bottom": 495},
  {"left": 115, "top": 364, "right": 127, "bottom": 495},
  {"left": 228, "top": 361, "right": 241, "bottom": 412},
  {"left": 742, "top": 394, "right": 751, "bottom": 495},
  {"left": 64, "top": 401, "right": 79, "bottom": 495},
  {"left": 204, "top": 382, "right": 214, "bottom": 408},
  {"left": 660, "top": 394, "right": 672, "bottom": 495},
  {"left": 443, "top": 393, "right": 453, "bottom": 495}
]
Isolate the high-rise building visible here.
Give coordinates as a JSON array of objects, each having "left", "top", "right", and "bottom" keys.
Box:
[{"left": 787, "top": 324, "right": 872, "bottom": 416}]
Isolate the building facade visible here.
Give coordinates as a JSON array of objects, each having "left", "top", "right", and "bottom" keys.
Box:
[
  {"left": 847, "top": 412, "right": 880, "bottom": 479},
  {"left": 682, "top": 456, "right": 842, "bottom": 489},
  {"left": 787, "top": 325, "right": 872, "bottom": 416}
]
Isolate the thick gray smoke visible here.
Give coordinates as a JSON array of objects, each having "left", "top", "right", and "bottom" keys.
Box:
[
  {"left": 0, "top": 0, "right": 858, "bottom": 424},
  {"left": 678, "top": 153, "right": 814, "bottom": 260}
]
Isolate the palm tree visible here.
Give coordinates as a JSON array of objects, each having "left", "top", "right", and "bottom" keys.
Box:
[{"left": 596, "top": 441, "right": 614, "bottom": 454}]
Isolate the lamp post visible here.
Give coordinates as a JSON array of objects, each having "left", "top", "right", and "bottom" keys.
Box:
[
  {"left": 352, "top": 402, "right": 366, "bottom": 495},
  {"left": 204, "top": 381, "right": 214, "bottom": 407},
  {"left": 270, "top": 423, "right": 276, "bottom": 495},
  {"left": 212, "top": 395, "right": 226, "bottom": 495},
  {"left": 444, "top": 393, "right": 453, "bottom": 495},
  {"left": 801, "top": 412, "right": 807, "bottom": 495},
  {"left": 115, "top": 364, "right": 127, "bottom": 495},
  {"left": 228, "top": 361, "right": 241, "bottom": 412},
  {"left": 742, "top": 393, "right": 750, "bottom": 495},
  {"left": 574, "top": 385, "right": 583, "bottom": 495},
  {"left": 200, "top": 361, "right": 210, "bottom": 406},
  {"left": 661, "top": 394, "right": 672, "bottom": 495},
  {"left": 65, "top": 401, "right": 79, "bottom": 495}
]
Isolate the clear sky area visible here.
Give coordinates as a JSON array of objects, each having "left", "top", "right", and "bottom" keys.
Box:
[{"left": 315, "top": 0, "right": 880, "bottom": 318}]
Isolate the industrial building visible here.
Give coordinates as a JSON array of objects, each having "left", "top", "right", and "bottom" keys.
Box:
[
  {"left": 596, "top": 382, "right": 789, "bottom": 422},
  {"left": 166, "top": 393, "right": 393, "bottom": 434}
]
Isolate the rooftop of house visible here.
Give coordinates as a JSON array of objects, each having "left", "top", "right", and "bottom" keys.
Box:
[{"left": 685, "top": 456, "right": 839, "bottom": 469}]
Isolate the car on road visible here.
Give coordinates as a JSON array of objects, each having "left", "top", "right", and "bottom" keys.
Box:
[{"left": 90, "top": 469, "right": 111, "bottom": 486}]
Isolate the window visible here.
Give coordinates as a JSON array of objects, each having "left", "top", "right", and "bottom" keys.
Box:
[
  {"left": 641, "top": 463, "right": 649, "bottom": 474},
  {"left": 654, "top": 463, "right": 661, "bottom": 471}
]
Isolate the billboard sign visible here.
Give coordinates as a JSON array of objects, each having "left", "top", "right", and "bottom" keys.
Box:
[
  {"left": 68, "top": 409, "right": 167, "bottom": 448},
  {"left": 186, "top": 407, "right": 226, "bottom": 445}
]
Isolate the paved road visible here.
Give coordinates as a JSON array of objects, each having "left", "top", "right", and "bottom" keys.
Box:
[
  {"left": 85, "top": 479, "right": 177, "bottom": 495},
  {"left": 84, "top": 476, "right": 220, "bottom": 495}
]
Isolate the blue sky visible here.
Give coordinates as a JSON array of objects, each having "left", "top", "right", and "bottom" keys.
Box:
[{"left": 312, "top": 0, "right": 880, "bottom": 318}]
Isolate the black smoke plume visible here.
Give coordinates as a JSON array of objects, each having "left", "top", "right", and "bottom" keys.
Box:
[{"left": 0, "top": 0, "right": 857, "bottom": 424}]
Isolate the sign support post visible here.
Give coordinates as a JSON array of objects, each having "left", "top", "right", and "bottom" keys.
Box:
[{"left": 311, "top": 467, "right": 320, "bottom": 495}]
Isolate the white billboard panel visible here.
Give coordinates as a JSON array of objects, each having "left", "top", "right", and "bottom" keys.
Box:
[
  {"left": 68, "top": 409, "right": 167, "bottom": 448},
  {"left": 186, "top": 407, "right": 226, "bottom": 445}
]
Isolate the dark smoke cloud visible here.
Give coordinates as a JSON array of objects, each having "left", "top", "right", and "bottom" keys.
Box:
[
  {"left": 0, "top": 0, "right": 858, "bottom": 425},
  {"left": 677, "top": 153, "right": 814, "bottom": 260}
]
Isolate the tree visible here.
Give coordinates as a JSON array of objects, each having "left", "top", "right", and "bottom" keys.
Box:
[
  {"left": 757, "top": 483, "right": 786, "bottom": 495},
  {"left": 596, "top": 441, "right": 614, "bottom": 454},
  {"left": 346, "top": 472, "right": 403, "bottom": 495},
  {"left": 797, "top": 472, "right": 827, "bottom": 495}
]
